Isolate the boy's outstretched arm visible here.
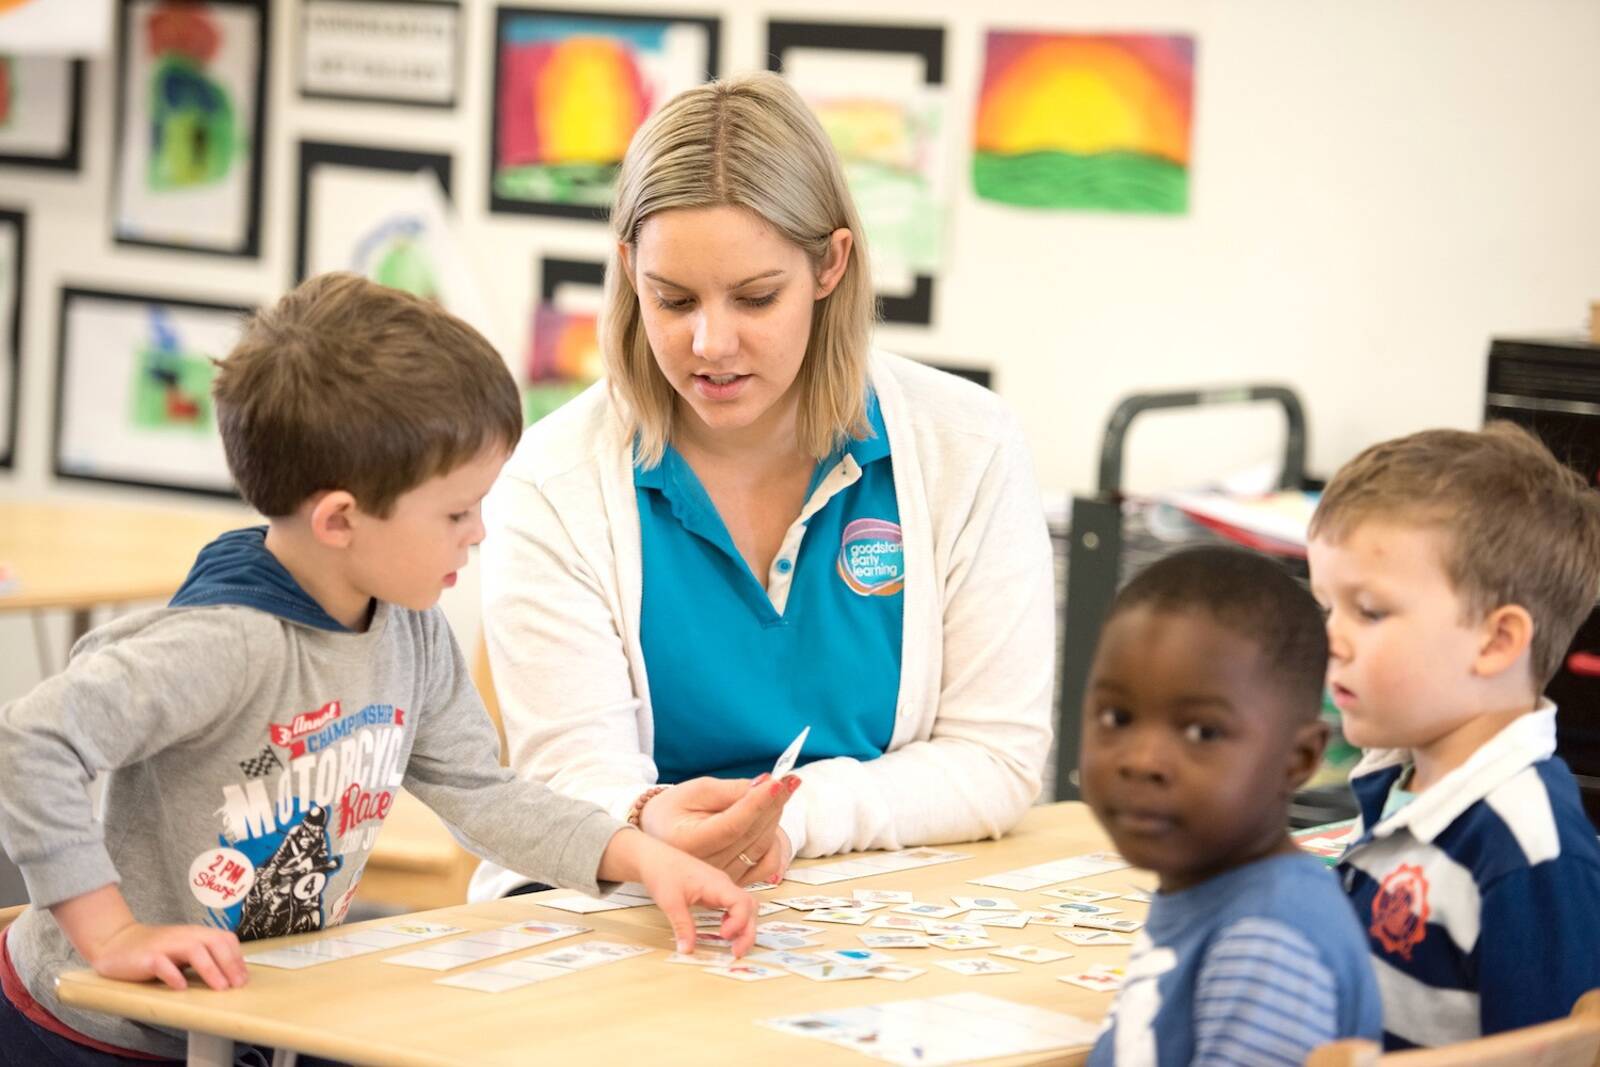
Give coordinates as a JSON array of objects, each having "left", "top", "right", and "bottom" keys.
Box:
[
  {"left": 596, "top": 827, "right": 757, "bottom": 956},
  {"left": 50, "top": 884, "right": 248, "bottom": 991}
]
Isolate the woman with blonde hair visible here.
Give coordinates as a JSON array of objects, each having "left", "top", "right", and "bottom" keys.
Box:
[{"left": 471, "top": 72, "right": 1054, "bottom": 899}]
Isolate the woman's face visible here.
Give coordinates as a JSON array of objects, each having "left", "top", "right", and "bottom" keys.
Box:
[{"left": 624, "top": 204, "right": 849, "bottom": 447}]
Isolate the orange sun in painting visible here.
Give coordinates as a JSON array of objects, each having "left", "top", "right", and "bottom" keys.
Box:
[
  {"left": 975, "top": 35, "right": 1192, "bottom": 166},
  {"left": 534, "top": 38, "right": 647, "bottom": 165}
]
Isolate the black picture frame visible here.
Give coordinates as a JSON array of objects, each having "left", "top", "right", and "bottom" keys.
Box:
[
  {"left": 297, "top": 0, "right": 461, "bottom": 109},
  {"left": 767, "top": 19, "right": 944, "bottom": 326},
  {"left": 488, "top": 6, "right": 720, "bottom": 221},
  {"left": 53, "top": 286, "right": 251, "bottom": 499},
  {"left": 539, "top": 256, "right": 606, "bottom": 303},
  {"left": 0, "top": 57, "right": 85, "bottom": 172},
  {"left": 111, "top": 0, "right": 270, "bottom": 258},
  {"left": 294, "top": 140, "right": 454, "bottom": 284},
  {"left": 0, "top": 208, "right": 24, "bottom": 469}
]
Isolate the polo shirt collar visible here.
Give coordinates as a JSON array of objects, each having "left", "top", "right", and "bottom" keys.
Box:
[
  {"left": 632, "top": 390, "right": 891, "bottom": 491},
  {"left": 1353, "top": 701, "right": 1558, "bottom": 844}
]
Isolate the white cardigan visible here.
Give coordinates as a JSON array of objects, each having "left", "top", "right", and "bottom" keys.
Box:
[{"left": 469, "top": 352, "right": 1055, "bottom": 902}]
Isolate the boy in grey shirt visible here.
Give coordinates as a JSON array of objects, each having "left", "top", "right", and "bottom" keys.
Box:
[{"left": 0, "top": 273, "right": 765, "bottom": 1062}]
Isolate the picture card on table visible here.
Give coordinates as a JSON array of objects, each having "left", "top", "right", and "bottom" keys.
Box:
[
  {"left": 784, "top": 847, "right": 971, "bottom": 886},
  {"left": 248, "top": 920, "right": 465, "bottom": 970},
  {"left": 760, "top": 991, "right": 1101, "bottom": 1066},
  {"left": 382, "top": 920, "right": 587, "bottom": 971}
]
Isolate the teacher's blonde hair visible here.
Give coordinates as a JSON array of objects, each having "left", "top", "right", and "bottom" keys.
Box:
[{"left": 602, "top": 71, "right": 875, "bottom": 467}]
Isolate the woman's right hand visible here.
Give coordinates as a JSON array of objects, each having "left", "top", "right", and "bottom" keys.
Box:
[{"left": 638, "top": 774, "right": 800, "bottom": 885}]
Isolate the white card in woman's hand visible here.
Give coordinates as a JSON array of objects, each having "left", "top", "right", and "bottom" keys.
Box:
[{"left": 772, "top": 725, "right": 810, "bottom": 778}]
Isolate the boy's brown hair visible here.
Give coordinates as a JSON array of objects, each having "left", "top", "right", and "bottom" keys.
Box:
[
  {"left": 1310, "top": 422, "right": 1600, "bottom": 687},
  {"left": 213, "top": 272, "right": 522, "bottom": 518}
]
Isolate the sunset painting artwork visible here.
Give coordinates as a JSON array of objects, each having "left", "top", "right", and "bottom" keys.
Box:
[
  {"left": 492, "top": 9, "right": 714, "bottom": 214},
  {"left": 973, "top": 32, "right": 1194, "bottom": 213}
]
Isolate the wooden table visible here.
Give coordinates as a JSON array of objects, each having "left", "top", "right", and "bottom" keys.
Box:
[
  {"left": 0, "top": 498, "right": 243, "bottom": 645},
  {"left": 57, "top": 802, "right": 1143, "bottom": 1067}
]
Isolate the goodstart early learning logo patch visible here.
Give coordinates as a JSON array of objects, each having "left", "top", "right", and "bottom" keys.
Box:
[{"left": 837, "top": 518, "right": 904, "bottom": 596}]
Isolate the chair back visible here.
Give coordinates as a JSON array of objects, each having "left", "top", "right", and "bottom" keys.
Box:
[{"left": 1306, "top": 991, "right": 1600, "bottom": 1067}]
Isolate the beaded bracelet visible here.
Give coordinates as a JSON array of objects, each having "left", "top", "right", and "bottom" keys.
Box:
[{"left": 627, "top": 785, "right": 670, "bottom": 829}]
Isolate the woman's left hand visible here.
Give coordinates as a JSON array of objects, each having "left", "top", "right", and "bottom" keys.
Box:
[{"left": 639, "top": 775, "right": 800, "bottom": 882}]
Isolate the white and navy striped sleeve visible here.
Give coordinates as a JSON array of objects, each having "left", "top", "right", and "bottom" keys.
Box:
[{"left": 1191, "top": 917, "right": 1340, "bottom": 1067}]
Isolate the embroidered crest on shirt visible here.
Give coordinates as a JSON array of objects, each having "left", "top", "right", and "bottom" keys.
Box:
[
  {"left": 1370, "top": 863, "right": 1430, "bottom": 959},
  {"left": 836, "top": 518, "right": 905, "bottom": 596}
]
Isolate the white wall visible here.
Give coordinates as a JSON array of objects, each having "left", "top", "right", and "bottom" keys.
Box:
[{"left": 4, "top": 0, "right": 1599, "bottom": 702}]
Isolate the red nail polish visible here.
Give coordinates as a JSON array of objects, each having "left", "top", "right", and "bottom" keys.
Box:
[
  {"left": 787, "top": 777, "right": 801, "bottom": 792},
  {"left": 770, "top": 782, "right": 782, "bottom": 797}
]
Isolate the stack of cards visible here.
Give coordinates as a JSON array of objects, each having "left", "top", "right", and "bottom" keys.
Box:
[{"left": 247, "top": 921, "right": 466, "bottom": 970}]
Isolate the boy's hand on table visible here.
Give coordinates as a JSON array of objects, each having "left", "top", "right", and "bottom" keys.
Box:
[
  {"left": 599, "top": 828, "right": 757, "bottom": 956},
  {"left": 50, "top": 883, "right": 248, "bottom": 991},
  {"left": 91, "top": 923, "right": 249, "bottom": 991}
]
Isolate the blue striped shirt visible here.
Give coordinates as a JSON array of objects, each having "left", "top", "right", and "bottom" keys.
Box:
[
  {"left": 1088, "top": 852, "right": 1381, "bottom": 1067},
  {"left": 1339, "top": 705, "right": 1600, "bottom": 1049}
]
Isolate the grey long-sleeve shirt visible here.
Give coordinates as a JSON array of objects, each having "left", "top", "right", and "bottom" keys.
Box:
[{"left": 0, "top": 599, "right": 622, "bottom": 1057}]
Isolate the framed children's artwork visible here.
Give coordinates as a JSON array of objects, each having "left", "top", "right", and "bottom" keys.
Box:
[
  {"left": 0, "top": 0, "right": 114, "bottom": 55},
  {"left": 112, "top": 0, "right": 270, "bottom": 257},
  {"left": 489, "top": 7, "right": 719, "bottom": 220},
  {"left": 53, "top": 287, "right": 249, "bottom": 497},
  {"left": 767, "top": 21, "right": 947, "bottom": 327},
  {"left": 973, "top": 32, "right": 1195, "bottom": 214},
  {"left": 0, "top": 56, "right": 86, "bottom": 171},
  {"left": 0, "top": 209, "right": 24, "bottom": 469},
  {"left": 294, "top": 140, "right": 496, "bottom": 350},
  {"left": 298, "top": 0, "right": 460, "bottom": 108},
  {"left": 294, "top": 141, "right": 452, "bottom": 284},
  {"left": 523, "top": 256, "right": 604, "bottom": 424}
]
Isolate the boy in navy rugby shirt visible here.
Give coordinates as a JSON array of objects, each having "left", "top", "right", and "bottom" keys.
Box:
[{"left": 1309, "top": 423, "right": 1600, "bottom": 1049}]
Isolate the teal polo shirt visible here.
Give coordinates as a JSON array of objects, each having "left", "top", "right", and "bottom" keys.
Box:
[{"left": 636, "top": 395, "right": 903, "bottom": 783}]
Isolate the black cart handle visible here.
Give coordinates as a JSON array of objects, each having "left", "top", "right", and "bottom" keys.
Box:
[{"left": 1097, "top": 384, "right": 1308, "bottom": 496}]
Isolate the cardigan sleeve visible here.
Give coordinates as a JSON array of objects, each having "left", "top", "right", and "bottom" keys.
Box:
[
  {"left": 778, "top": 407, "right": 1055, "bottom": 857},
  {"left": 478, "top": 469, "right": 656, "bottom": 827}
]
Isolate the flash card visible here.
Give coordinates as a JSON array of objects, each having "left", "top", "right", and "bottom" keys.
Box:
[
  {"left": 936, "top": 958, "right": 1018, "bottom": 976},
  {"left": 926, "top": 934, "right": 998, "bottom": 951},
  {"left": 807, "top": 908, "right": 875, "bottom": 925},
  {"left": 951, "top": 895, "right": 1019, "bottom": 912},
  {"left": 1041, "top": 887, "right": 1120, "bottom": 904},
  {"left": 852, "top": 889, "right": 914, "bottom": 905},
  {"left": 1070, "top": 916, "right": 1142, "bottom": 933},
  {"left": 820, "top": 947, "right": 899, "bottom": 965},
  {"left": 991, "top": 944, "right": 1073, "bottom": 964},
  {"left": 1055, "top": 929, "right": 1133, "bottom": 946},
  {"left": 774, "top": 896, "right": 853, "bottom": 911},
  {"left": 705, "top": 962, "right": 788, "bottom": 982},
  {"left": 772, "top": 725, "right": 810, "bottom": 778},
  {"left": 1039, "top": 901, "right": 1123, "bottom": 917},
  {"left": 892, "top": 902, "right": 963, "bottom": 919},
  {"left": 1059, "top": 970, "right": 1123, "bottom": 992},
  {"left": 860, "top": 933, "right": 930, "bottom": 949}
]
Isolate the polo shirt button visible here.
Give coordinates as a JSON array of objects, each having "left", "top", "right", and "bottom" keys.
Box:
[{"left": 776, "top": 558, "right": 793, "bottom": 574}]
